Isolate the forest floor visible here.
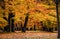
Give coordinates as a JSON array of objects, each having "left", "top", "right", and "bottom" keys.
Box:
[{"left": 0, "top": 31, "right": 58, "bottom": 39}]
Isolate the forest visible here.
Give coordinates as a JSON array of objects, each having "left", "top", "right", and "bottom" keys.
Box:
[{"left": 0, "top": 0, "right": 59, "bottom": 32}]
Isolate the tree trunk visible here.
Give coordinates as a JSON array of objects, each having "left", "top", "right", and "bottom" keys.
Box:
[
  {"left": 22, "top": 13, "right": 29, "bottom": 32},
  {"left": 10, "top": 19, "right": 15, "bottom": 32},
  {"left": 55, "top": 0, "right": 60, "bottom": 38},
  {"left": 34, "top": 24, "right": 36, "bottom": 31}
]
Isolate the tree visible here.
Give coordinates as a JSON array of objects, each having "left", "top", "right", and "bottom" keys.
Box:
[
  {"left": 54, "top": 0, "right": 60, "bottom": 38},
  {"left": 34, "top": 24, "right": 36, "bottom": 31},
  {"left": 21, "top": 13, "right": 29, "bottom": 32},
  {"left": 0, "top": 0, "right": 57, "bottom": 32}
]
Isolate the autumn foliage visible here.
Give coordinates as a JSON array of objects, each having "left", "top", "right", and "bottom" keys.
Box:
[{"left": 0, "top": 0, "right": 57, "bottom": 30}]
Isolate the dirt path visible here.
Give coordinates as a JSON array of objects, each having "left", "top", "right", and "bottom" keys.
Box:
[{"left": 0, "top": 31, "right": 58, "bottom": 39}]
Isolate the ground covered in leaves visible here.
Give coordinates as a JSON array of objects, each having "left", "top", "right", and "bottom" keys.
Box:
[{"left": 0, "top": 31, "right": 58, "bottom": 39}]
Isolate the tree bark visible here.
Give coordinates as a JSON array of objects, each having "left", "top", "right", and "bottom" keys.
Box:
[{"left": 22, "top": 13, "right": 29, "bottom": 32}]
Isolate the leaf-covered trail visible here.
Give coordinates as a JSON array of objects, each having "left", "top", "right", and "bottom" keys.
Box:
[{"left": 0, "top": 31, "right": 57, "bottom": 39}]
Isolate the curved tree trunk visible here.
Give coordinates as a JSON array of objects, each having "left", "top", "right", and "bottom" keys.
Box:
[{"left": 22, "top": 13, "right": 29, "bottom": 32}]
